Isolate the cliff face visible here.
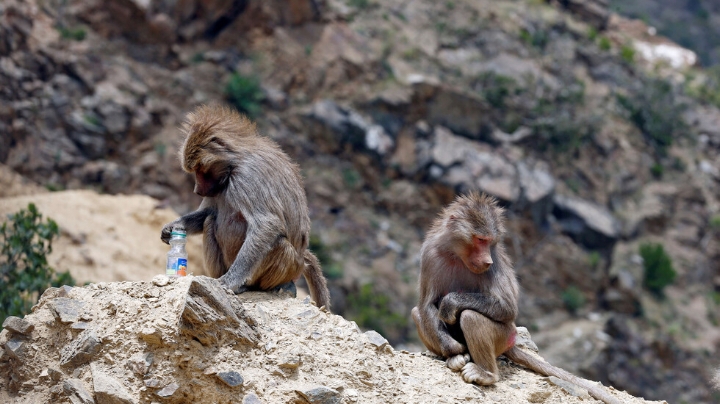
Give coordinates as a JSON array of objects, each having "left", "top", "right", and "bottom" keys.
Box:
[
  {"left": 1, "top": 0, "right": 720, "bottom": 402},
  {"left": 0, "top": 277, "right": 657, "bottom": 404}
]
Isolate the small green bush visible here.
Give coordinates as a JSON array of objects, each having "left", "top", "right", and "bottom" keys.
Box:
[
  {"left": 475, "top": 72, "right": 520, "bottom": 109},
  {"left": 617, "top": 78, "right": 686, "bottom": 156},
  {"left": 598, "top": 36, "right": 612, "bottom": 51},
  {"left": 309, "top": 235, "right": 343, "bottom": 280},
  {"left": 346, "top": 283, "right": 406, "bottom": 341},
  {"left": 58, "top": 26, "right": 86, "bottom": 41},
  {"left": 620, "top": 45, "right": 635, "bottom": 64},
  {"left": 561, "top": 286, "right": 586, "bottom": 314},
  {"left": 685, "top": 66, "right": 720, "bottom": 109},
  {"left": 710, "top": 214, "right": 720, "bottom": 230},
  {"left": 650, "top": 163, "right": 664, "bottom": 178},
  {"left": 1, "top": 204, "right": 75, "bottom": 324},
  {"left": 224, "top": 72, "right": 263, "bottom": 118},
  {"left": 640, "top": 243, "right": 676, "bottom": 295},
  {"left": 348, "top": 0, "right": 369, "bottom": 9},
  {"left": 519, "top": 28, "right": 548, "bottom": 50}
]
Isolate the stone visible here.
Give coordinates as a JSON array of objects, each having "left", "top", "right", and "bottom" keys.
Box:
[
  {"left": 553, "top": 194, "right": 620, "bottom": 249},
  {"left": 278, "top": 355, "right": 301, "bottom": 369},
  {"left": 60, "top": 328, "right": 101, "bottom": 367},
  {"left": 4, "top": 338, "right": 25, "bottom": 360},
  {"left": 423, "top": 85, "right": 489, "bottom": 140},
  {"left": 2, "top": 316, "right": 34, "bottom": 335},
  {"left": 515, "top": 327, "right": 539, "bottom": 353},
  {"left": 156, "top": 382, "right": 179, "bottom": 398},
  {"left": 546, "top": 376, "right": 591, "bottom": 399},
  {"left": 216, "top": 371, "right": 244, "bottom": 387},
  {"left": 92, "top": 365, "right": 136, "bottom": 404},
  {"left": 243, "top": 393, "right": 263, "bottom": 404},
  {"left": 296, "top": 386, "right": 342, "bottom": 404},
  {"left": 528, "top": 391, "right": 552, "bottom": 403},
  {"left": 303, "top": 99, "right": 373, "bottom": 154},
  {"left": 517, "top": 162, "right": 555, "bottom": 225},
  {"left": 49, "top": 298, "right": 86, "bottom": 324},
  {"left": 63, "top": 379, "right": 95, "bottom": 404},
  {"left": 364, "top": 330, "right": 389, "bottom": 349},
  {"left": 126, "top": 352, "right": 153, "bottom": 375},
  {"left": 431, "top": 126, "right": 470, "bottom": 167},
  {"left": 139, "top": 327, "right": 162, "bottom": 346},
  {"left": 178, "top": 276, "right": 258, "bottom": 347},
  {"left": 151, "top": 275, "right": 169, "bottom": 287},
  {"left": 365, "top": 124, "right": 394, "bottom": 156}
]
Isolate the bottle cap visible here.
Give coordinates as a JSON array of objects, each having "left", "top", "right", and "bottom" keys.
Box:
[{"left": 171, "top": 226, "right": 186, "bottom": 238}]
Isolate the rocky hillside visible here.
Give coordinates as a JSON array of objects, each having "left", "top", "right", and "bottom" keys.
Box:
[
  {"left": 1, "top": 0, "right": 720, "bottom": 402},
  {"left": 0, "top": 277, "right": 658, "bottom": 404}
]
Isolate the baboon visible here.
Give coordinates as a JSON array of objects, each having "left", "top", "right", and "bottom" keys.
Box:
[
  {"left": 161, "top": 104, "right": 330, "bottom": 309},
  {"left": 412, "top": 192, "right": 621, "bottom": 404}
]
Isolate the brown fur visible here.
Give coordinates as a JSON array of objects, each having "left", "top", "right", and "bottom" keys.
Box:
[
  {"left": 161, "top": 104, "right": 330, "bottom": 309},
  {"left": 412, "top": 192, "right": 621, "bottom": 404}
]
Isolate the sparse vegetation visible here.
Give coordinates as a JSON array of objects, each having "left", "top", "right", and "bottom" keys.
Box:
[
  {"left": 620, "top": 44, "right": 636, "bottom": 64},
  {"left": 346, "top": 283, "right": 407, "bottom": 342},
  {"left": 519, "top": 27, "right": 548, "bottom": 49},
  {"left": 650, "top": 163, "right": 664, "bottom": 178},
  {"left": 617, "top": 78, "right": 686, "bottom": 156},
  {"left": 1, "top": 204, "right": 75, "bottom": 324},
  {"left": 475, "top": 72, "right": 520, "bottom": 109},
  {"left": 58, "top": 26, "right": 86, "bottom": 41},
  {"left": 348, "top": 0, "right": 369, "bottom": 9},
  {"left": 685, "top": 66, "right": 720, "bottom": 109},
  {"left": 598, "top": 36, "right": 612, "bottom": 51},
  {"left": 225, "top": 72, "right": 263, "bottom": 118},
  {"left": 342, "top": 167, "right": 361, "bottom": 189},
  {"left": 640, "top": 242, "right": 676, "bottom": 295},
  {"left": 710, "top": 214, "right": 720, "bottom": 230},
  {"left": 588, "top": 251, "right": 601, "bottom": 268},
  {"left": 309, "top": 235, "right": 344, "bottom": 280},
  {"left": 561, "top": 286, "right": 586, "bottom": 315}
]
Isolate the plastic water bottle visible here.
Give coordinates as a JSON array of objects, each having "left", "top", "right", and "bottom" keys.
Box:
[{"left": 166, "top": 226, "right": 188, "bottom": 277}]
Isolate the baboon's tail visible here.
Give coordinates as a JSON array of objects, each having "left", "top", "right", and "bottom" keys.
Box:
[
  {"left": 302, "top": 250, "right": 331, "bottom": 310},
  {"left": 505, "top": 346, "right": 622, "bottom": 404}
]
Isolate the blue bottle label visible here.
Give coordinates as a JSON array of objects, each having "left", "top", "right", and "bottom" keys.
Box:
[{"left": 167, "top": 258, "right": 188, "bottom": 276}]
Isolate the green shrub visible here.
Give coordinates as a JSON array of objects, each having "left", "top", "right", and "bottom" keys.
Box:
[
  {"left": 650, "top": 163, "right": 664, "bottom": 178},
  {"left": 561, "top": 286, "right": 586, "bottom": 314},
  {"left": 346, "top": 283, "right": 406, "bottom": 341},
  {"left": 620, "top": 45, "right": 635, "bottom": 64},
  {"left": 224, "top": 72, "right": 263, "bottom": 118},
  {"left": 58, "top": 26, "right": 86, "bottom": 41},
  {"left": 348, "top": 0, "right": 369, "bottom": 9},
  {"left": 598, "top": 36, "right": 611, "bottom": 51},
  {"left": 309, "top": 235, "right": 343, "bottom": 280},
  {"left": 1, "top": 204, "right": 75, "bottom": 324},
  {"left": 519, "top": 28, "right": 548, "bottom": 49},
  {"left": 685, "top": 66, "right": 720, "bottom": 109},
  {"left": 639, "top": 243, "right": 676, "bottom": 295},
  {"left": 475, "top": 72, "right": 520, "bottom": 109},
  {"left": 711, "top": 214, "right": 720, "bottom": 230},
  {"left": 617, "top": 78, "right": 686, "bottom": 156}
]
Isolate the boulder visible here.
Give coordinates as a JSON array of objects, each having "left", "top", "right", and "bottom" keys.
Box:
[{"left": 553, "top": 194, "right": 620, "bottom": 249}]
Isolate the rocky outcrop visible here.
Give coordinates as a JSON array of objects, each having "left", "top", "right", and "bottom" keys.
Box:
[{"left": 0, "top": 278, "right": 654, "bottom": 404}]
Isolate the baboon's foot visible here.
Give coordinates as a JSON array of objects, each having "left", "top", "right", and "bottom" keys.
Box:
[
  {"left": 461, "top": 363, "right": 498, "bottom": 385},
  {"left": 447, "top": 354, "right": 471, "bottom": 371}
]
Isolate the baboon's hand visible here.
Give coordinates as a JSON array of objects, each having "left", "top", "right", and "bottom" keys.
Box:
[
  {"left": 160, "top": 221, "right": 177, "bottom": 244},
  {"left": 219, "top": 273, "right": 249, "bottom": 295},
  {"left": 438, "top": 292, "right": 461, "bottom": 325}
]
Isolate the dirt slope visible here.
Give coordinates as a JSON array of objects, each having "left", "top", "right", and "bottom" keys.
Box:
[
  {"left": 0, "top": 190, "right": 207, "bottom": 283},
  {"left": 0, "top": 276, "right": 661, "bottom": 404}
]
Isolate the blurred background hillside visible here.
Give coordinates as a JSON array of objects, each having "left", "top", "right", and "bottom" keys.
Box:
[{"left": 1, "top": 0, "right": 719, "bottom": 402}]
